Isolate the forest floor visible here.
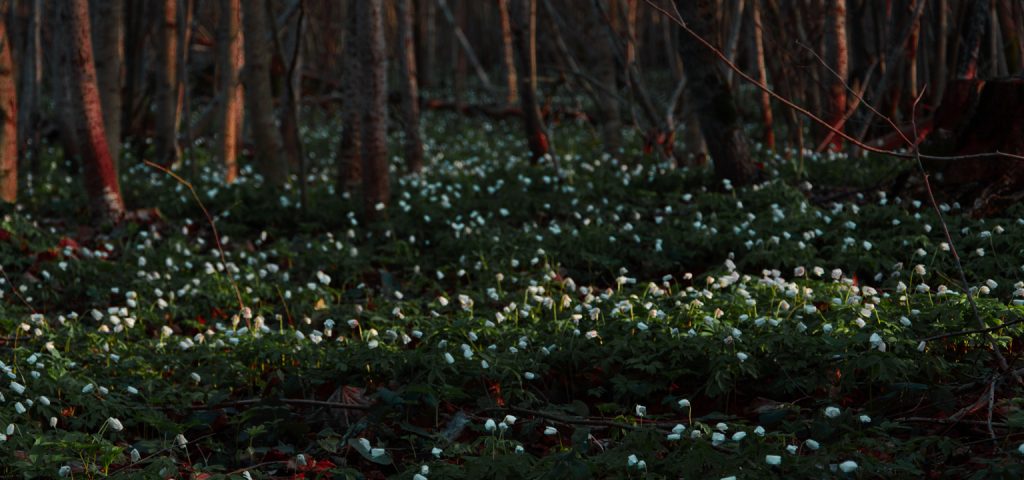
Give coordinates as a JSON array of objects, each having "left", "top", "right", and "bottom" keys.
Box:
[{"left": 0, "top": 112, "right": 1023, "bottom": 479}]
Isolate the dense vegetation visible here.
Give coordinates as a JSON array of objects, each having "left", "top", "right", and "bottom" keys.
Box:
[{"left": 0, "top": 114, "right": 1021, "bottom": 478}]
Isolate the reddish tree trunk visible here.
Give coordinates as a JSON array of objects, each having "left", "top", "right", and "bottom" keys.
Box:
[
  {"left": 825, "top": 0, "right": 848, "bottom": 151},
  {"left": 508, "top": 0, "right": 548, "bottom": 162},
  {"left": 66, "top": 0, "right": 126, "bottom": 221},
  {"left": 0, "top": 0, "right": 16, "bottom": 202},
  {"left": 397, "top": 0, "right": 424, "bottom": 173},
  {"left": 155, "top": 0, "right": 180, "bottom": 165},
  {"left": 498, "top": 0, "right": 518, "bottom": 105},
  {"left": 218, "top": 0, "right": 243, "bottom": 183}
]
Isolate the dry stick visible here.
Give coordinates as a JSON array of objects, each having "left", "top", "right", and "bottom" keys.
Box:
[
  {"left": 918, "top": 315, "right": 1024, "bottom": 343},
  {"left": 643, "top": 0, "right": 1024, "bottom": 164},
  {"left": 143, "top": 160, "right": 245, "bottom": 318}
]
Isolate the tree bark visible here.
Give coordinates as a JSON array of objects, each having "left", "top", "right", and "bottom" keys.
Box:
[
  {"left": 358, "top": 0, "right": 390, "bottom": 216},
  {"left": 825, "top": 0, "right": 848, "bottom": 151},
  {"left": 675, "top": 0, "right": 755, "bottom": 185},
  {"left": 956, "top": 0, "right": 988, "bottom": 80},
  {"left": 243, "top": 0, "right": 287, "bottom": 187},
  {"left": 16, "top": 0, "right": 41, "bottom": 168},
  {"left": 0, "top": 0, "right": 16, "bottom": 202},
  {"left": 498, "top": 0, "right": 518, "bottom": 105},
  {"left": 218, "top": 0, "right": 244, "bottom": 183},
  {"left": 508, "top": 0, "right": 548, "bottom": 162},
  {"left": 751, "top": 0, "right": 774, "bottom": 150},
  {"left": 397, "top": 0, "right": 424, "bottom": 173},
  {"left": 65, "top": 0, "right": 126, "bottom": 221},
  {"left": 155, "top": 0, "right": 180, "bottom": 165},
  {"left": 337, "top": 0, "right": 361, "bottom": 192},
  {"left": 585, "top": 0, "right": 622, "bottom": 154},
  {"left": 93, "top": 0, "right": 124, "bottom": 170}
]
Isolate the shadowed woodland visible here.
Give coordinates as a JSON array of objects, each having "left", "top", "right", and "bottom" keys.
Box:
[{"left": 0, "top": 0, "right": 1023, "bottom": 478}]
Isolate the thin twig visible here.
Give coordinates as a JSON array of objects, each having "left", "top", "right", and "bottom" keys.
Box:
[
  {"left": 143, "top": 161, "right": 246, "bottom": 319},
  {"left": 173, "top": 397, "right": 371, "bottom": 411},
  {"left": 0, "top": 266, "right": 35, "bottom": 314},
  {"left": 919, "top": 316, "right": 1024, "bottom": 343}
]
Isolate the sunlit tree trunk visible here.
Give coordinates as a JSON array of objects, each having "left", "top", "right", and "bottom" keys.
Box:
[
  {"left": 243, "top": 0, "right": 287, "bottom": 186},
  {"left": 218, "top": 0, "right": 243, "bottom": 183},
  {"left": 675, "top": 0, "right": 755, "bottom": 184},
  {"left": 498, "top": 0, "right": 518, "bottom": 105},
  {"left": 397, "top": 0, "right": 424, "bottom": 173},
  {"left": 155, "top": 0, "right": 180, "bottom": 165},
  {"left": 358, "top": 0, "right": 389, "bottom": 216},
  {"left": 825, "top": 0, "right": 848, "bottom": 151},
  {"left": 66, "top": 0, "right": 126, "bottom": 221},
  {"left": 0, "top": 0, "right": 16, "bottom": 202},
  {"left": 93, "top": 0, "right": 124, "bottom": 170},
  {"left": 509, "top": 0, "right": 548, "bottom": 162}
]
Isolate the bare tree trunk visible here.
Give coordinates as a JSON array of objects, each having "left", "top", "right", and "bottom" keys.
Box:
[
  {"left": 16, "top": 0, "right": 41, "bottom": 168},
  {"left": 279, "top": 0, "right": 305, "bottom": 176},
  {"left": 957, "top": 0, "right": 988, "bottom": 80},
  {"left": 49, "top": 6, "right": 83, "bottom": 172},
  {"left": 995, "top": 0, "right": 1021, "bottom": 74},
  {"left": 417, "top": 0, "right": 436, "bottom": 89},
  {"left": 722, "top": 0, "right": 745, "bottom": 86},
  {"left": 337, "top": 0, "right": 361, "bottom": 192},
  {"left": 0, "top": 0, "right": 16, "bottom": 202},
  {"left": 825, "top": 0, "right": 848, "bottom": 151},
  {"left": 934, "top": 0, "right": 949, "bottom": 102},
  {"left": 397, "top": 0, "right": 424, "bottom": 173},
  {"left": 751, "top": 0, "right": 773, "bottom": 150},
  {"left": 243, "top": 0, "right": 287, "bottom": 186},
  {"left": 436, "top": 0, "right": 494, "bottom": 91},
  {"left": 155, "top": 0, "right": 180, "bottom": 165},
  {"left": 178, "top": 0, "right": 194, "bottom": 171},
  {"left": 358, "top": 0, "right": 389, "bottom": 216},
  {"left": 65, "top": 0, "right": 126, "bottom": 221},
  {"left": 218, "top": 0, "right": 243, "bottom": 183},
  {"left": 584, "top": 0, "right": 621, "bottom": 153},
  {"left": 498, "top": 0, "right": 518, "bottom": 105},
  {"left": 675, "top": 0, "right": 755, "bottom": 185},
  {"left": 122, "top": 0, "right": 148, "bottom": 143},
  {"left": 509, "top": 0, "right": 548, "bottom": 162},
  {"left": 93, "top": 0, "right": 124, "bottom": 170}
]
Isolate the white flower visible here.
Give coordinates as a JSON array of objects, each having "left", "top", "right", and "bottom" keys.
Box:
[
  {"left": 131, "top": 448, "right": 141, "bottom": 462},
  {"left": 732, "top": 431, "right": 747, "bottom": 441},
  {"left": 825, "top": 406, "right": 841, "bottom": 418},
  {"left": 484, "top": 419, "right": 497, "bottom": 432},
  {"left": 627, "top": 454, "right": 639, "bottom": 467},
  {"left": 58, "top": 466, "right": 71, "bottom": 477},
  {"left": 370, "top": 448, "right": 386, "bottom": 458},
  {"left": 736, "top": 352, "right": 749, "bottom": 362},
  {"left": 9, "top": 382, "right": 24, "bottom": 395},
  {"left": 524, "top": 372, "right": 537, "bottom": 380},
  {"left": 82, "top": 383, "right": 95, "bottom": 394},
  {"left": 786, "top": 444, "right": 798, "bottom": 454},
  {"left": 175, "top": 433, "right": 188, "bottom": 447},
  {"left": 754, "top": 425, "right": 766, "bottom": 436},
  {"left": 766, "top": 455, "right": 782, "bottom": 466},
  {"left": 443, "top": 352, "right": 455, "bottom": 364},
  {"left": 190, "top": 372, "right": 201, "bottom": 384},
  {"left": 106, "top": 417, "right": 124, "bottom": 432},
  {"left": 515, "top": 445, "right": 524, "bottom": 454},
  {"left": 838, "top": 460, "right": 859, "bottom": 473},
  {"left": 635, "top": 405, "right": 647, "bottom": 417},
  {"left": 859, "top": 414, "right": 872, "bottom": 424},
  {"left": 672, "top": 424, "right": 686, "bottom": 434},
  {"left": 543, "top": 426, "right": 558, "bottom": 436},
  {"left": 678, "top": 399, "right": 691, "bottom": 408},
  {"left": 711, "top": 432, "right": 726, "bottom": 445},
  {"left": 805, "top": 439, "right": 820, "bottom": 450},
  {"left": 431, "top": 447, "right": 443, "bottom": 458}
]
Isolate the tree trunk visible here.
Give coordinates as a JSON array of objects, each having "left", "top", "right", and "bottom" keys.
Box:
[
  {"left": 584, "top": 0, "right": 622, "bottom": 154},
  {"left": 16, "top": 0, "right": 41, "bottom": 168},
  {"left": 218, "top": 0, "right": 243, "bottom": 183},
  {"left": 155, "top": 0, "right": 180, "bottom": 165},
  {"left": 337, "top": 0, "right": 361, "bottom": 192},
  {"left": 397, "top": 0, "right": 424, "bottom": 173},
  {"left": 243, "top": 0, "right": 287, "bottom": 186},
  {"left": 751, "top": 0, "right": 773, "bottom": 150},
  {"left": 358, "top": 0, "right": 389, "bottom": 216},
  {"left": 49, "top": 9, "right": 83, "bottom": 172},
  {"left": 508, "top": 0, "right": 548, "bottom": 162},
  {"left": 65, "top": 0, "right": 126, "bottom": 221},
  {"left": 825, "top": 0, "right": 848, "bottom": 151},
  {"left": 93, "top": 0, "right": 124, "bottom": 170},
  {"left": 122, "top": 0, "right": 148, "bottom": 143},
  {"left": 498, "top": 0, "right": 518, "bottom": 105},
  {"left": 956, "top": 0, "right": 988, "bottom": 80},
  {"left": 675, "top": 0, "right": 755, "bottom": 185},
  {"left": 417, "top": 0, "right": 436, "bottom": 89},
  {"left": 0, "top": 0, "right": 16, "bottom": 202}
]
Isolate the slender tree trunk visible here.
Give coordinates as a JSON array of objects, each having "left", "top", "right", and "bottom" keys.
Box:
[
  {"left": 65, "top": 0, "right": 126, "bottom": 221},
  {"left": 155, "top": 0, "right": 180, "bottom": 165},
  {"left": 957, "top": 0, "right": 988, "bottom": 80},
  {"left": 243, "top": 0, "right": 287, "bottom": 186},
  {"left": 218, "top": 0, "right": 243, "bottom": 183},
  {"left": 675, "top": 0, "right": 755, "bottom": 185},
  {"left": 436, "top": 0, "right": 494, "bottom": 91},
  {"left": 93, "top": 0, "right": 124, "bottom": 170},
  {"left": 0, "top": 0, "right": 16, "bottom": 202},
  {"left": 934, "top": 0, "right": 948, "bottom": 102},
  {"left": 122, "top": 0, "right": 148, "bottom": 143},
  {"left": 358, "top": 0, "right": 389, "bottom": 217},
  {"left": 825, "top": 0, "right": 848, "bottom": 151},
  {"left": 279, "top": 0, "right": 305, "bottom": 175},
  {"left": 723, "top": 0, "right": 745, "bottom": 86},
  {"left": 397, "top": 0, "right": 424, "bottom": 173},
  {"left": 337, "top": 0, "right": 361, "bottom": 192},
  {"left": 508, "top": 0, "right": 548, "bottom": 162},
  {"left": 498, "top": 0, "right": 518, "bottom": 105},
  {"left": 585, "top": 0, "right": 621, "bottom": 153},
  {"left": 178, "top": 0, "right": 194, "bottom": 170},
  {"left": 751, "top": 0, "right": 773, "bottom": 150},
  {"left": 49, "top": 7, "right": 82, "bottom": 173},
  {"left": 16, "top": 0, "right": 40, "bottom": 166},
  {"left": 418, "top": 0, "right": 436, "bottom": 88},
  {"left": 996, "top": 0, "right": 1023, "bottom": 74}
]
